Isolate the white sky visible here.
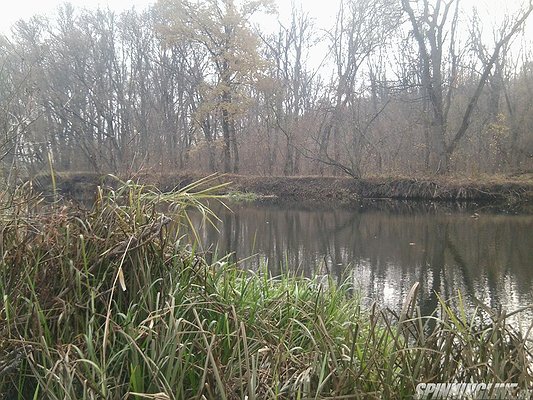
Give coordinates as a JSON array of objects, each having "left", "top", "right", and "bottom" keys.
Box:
[
  {"left": 0, "top": 0, "right": 154, "bottom": 34},
  {"left": 0, "top": 0, "right": 530, "bottom": 38}
]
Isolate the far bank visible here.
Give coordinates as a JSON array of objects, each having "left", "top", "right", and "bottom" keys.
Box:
[{"left": 32, "top": 171, "right": 533, "bottom": 207}]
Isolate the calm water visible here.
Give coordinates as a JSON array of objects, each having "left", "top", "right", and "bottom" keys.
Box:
[{"left": 190, "top": 200, "right": 533, "bottom": 319}]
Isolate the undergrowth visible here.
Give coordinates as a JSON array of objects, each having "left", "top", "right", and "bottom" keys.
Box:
[{"left": 0, "top": 177, "right": 531, "bottom": 399}]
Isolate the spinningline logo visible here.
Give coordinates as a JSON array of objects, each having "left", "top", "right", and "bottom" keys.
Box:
[{"left": 415, "top": 382, "right": 532, "bottom": 399}]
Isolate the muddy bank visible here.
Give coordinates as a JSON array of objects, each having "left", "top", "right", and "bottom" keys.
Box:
[{"left": 33, "top": 171, "right": 533, "bottom": 206}]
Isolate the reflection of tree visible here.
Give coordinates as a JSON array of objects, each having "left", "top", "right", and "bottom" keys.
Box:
[
  {"left": 421, "top": 222, "right": 446, "bottom": 316},
  {"left": 286, "top": 210, "right": 302, "bottom": 273},
  {"left": 316, "top": 210, "right": 362, "bottom": 277},
  {"left": 445, "top": 232, "right": 494, "bottom": 308},
  {"left": 192, "top": 202, "right": 533, "bottom": 313}
]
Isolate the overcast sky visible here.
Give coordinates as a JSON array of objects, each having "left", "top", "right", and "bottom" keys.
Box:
[
  {"left": 0, "top": 0, "right": 154, "bottom": 33},
  {"left": 0, "top": 0, "right": 530, "bottom": 37}
]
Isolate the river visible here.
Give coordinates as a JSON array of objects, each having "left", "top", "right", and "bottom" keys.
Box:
[{"left": 189, "top": 199, "right": 533, "bottom": 324}]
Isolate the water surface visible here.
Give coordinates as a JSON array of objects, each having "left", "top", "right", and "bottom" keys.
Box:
[{"left": 191, "top": 200, "right": 533, "bottom": 320}]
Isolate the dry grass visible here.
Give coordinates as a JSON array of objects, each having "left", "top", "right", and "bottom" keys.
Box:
[
  {"left": 0, "top": 177, "right": 532, "bottom": 399},
  {"left": 27, "top": 171, "right": 533, "bottom": 205}
]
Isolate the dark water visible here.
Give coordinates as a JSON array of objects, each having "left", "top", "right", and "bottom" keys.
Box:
[{"left": 191, "top": 200, "right": 533, "bottom": 321}]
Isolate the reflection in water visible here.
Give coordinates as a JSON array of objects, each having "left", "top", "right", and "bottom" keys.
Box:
[{"left": 190, "top": 200, "right": 533, "bottom": 318}]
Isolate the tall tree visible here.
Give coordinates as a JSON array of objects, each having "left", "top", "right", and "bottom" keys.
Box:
[
  {"left": 260, "top": 5, "right": 315, "bottom": 175},
  {"left": 312, "top": 0, "right": 400, "bottom": 177},
  {"left": 402, "top": 0, "right": 533, "bottom": 173},
  {"left": 156, "top": 0, "right": 274, "bottom": 172}
]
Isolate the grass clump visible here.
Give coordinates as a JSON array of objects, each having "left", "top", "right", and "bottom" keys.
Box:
[
  {"left": 224, "top": 190, "right": 260, "bottom": 202},
  {"left": 0, "top": 178, "right": 532, "bottom": 399}
]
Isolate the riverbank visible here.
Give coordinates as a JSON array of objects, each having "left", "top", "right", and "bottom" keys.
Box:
[
  {"left": 1, "top": 180, "right": 532, "bottom": 399},
  {"left": 33, "top": 171, "right": 533, "bottom": 206}
]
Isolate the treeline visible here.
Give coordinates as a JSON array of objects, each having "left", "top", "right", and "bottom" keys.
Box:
[{"left": 1, "top": 0, "right": 533, "bottom": 182}]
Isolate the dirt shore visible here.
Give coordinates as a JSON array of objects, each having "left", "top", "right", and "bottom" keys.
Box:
[{"left": 33, "top": 171, "right": 533, "bottom": 207}]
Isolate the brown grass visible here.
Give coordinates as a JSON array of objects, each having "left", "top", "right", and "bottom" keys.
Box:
[{"left": 30, "top": 171, "right": 533, "bottom": 205}]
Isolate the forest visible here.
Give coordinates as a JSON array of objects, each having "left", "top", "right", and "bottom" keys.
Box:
[
  {"left": 1, "top": 0, "right": 533, "bottom": 186},
  {"left": 2, "top": 2, "right": 533, "bottom": 398}
]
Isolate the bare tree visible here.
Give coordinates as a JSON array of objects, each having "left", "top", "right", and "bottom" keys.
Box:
[
  {"left": 308, "top": 0, "right": 400, "bottom": 177},
  {"left": 1, "top": 1, "right": 532, "bottom": 182},
  {"left": 156, "top": 0, "right": 274, "bottom": 173},
  {"left": 402, "top": 0, "right": 533, "bottom": 173}
]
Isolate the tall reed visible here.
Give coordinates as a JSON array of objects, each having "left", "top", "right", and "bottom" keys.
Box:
[{"left": 0, "top": 177, "right": 531, "bottom": 399}]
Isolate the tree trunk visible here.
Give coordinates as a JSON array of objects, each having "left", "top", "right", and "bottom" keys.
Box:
[
  {"left": 221, "top": 102, "right": 232, "bottom": 173},
  {"left": 230, "top": 119, "right": 239, "bottom": 173}
]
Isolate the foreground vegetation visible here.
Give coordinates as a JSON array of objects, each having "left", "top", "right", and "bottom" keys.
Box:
[{"left": 1, "top": 178, "right": 532, "bottom": 399}]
